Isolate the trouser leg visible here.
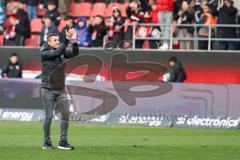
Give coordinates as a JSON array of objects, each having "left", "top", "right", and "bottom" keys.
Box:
[
  {"left": 56, "top": 91, "right": 70, "bottom": 142},
  {"left": 41, "top": 88, "right": 55, "bottom": 142}
]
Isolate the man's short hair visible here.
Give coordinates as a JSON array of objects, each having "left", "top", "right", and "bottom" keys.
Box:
[
  {"left": 47, "top": 33, "right": 59, "bottom": 41},
  {"left": 169, "top": 56, "right": 177, "bottom": 63},
  {"left": 10, "top": 53, "right": 18, "bottom": 57}
]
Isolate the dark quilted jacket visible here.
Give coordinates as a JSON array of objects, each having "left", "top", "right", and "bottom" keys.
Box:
[{"left": 40, "top": 39, "right": 79, "bottom": 90}]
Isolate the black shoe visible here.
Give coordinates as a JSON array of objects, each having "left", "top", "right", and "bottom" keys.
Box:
[
  {"left": 42, "top": 141, "right": 54, "bottom": 150},
  {"left": 58, "top": 141, "right": 74, "bottom": 150}
]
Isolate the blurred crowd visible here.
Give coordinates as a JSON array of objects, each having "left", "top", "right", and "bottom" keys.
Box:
[{"left": 0, "top": 0, "right": 240, "bottom": 50}]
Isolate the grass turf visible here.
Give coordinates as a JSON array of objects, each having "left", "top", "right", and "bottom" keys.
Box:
[{"left": 0, "top": 121, "right": 240, "bottom": 160}]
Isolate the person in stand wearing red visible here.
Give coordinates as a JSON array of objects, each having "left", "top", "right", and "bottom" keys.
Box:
[
  {"left": 3, "top": 15, "right": 26, "bottom": 46},
  {"left": 125, "top": 0, "right": 145, "bottom": 48},
  {"left": 149, "top": 2, "right": 161, "bottom": 49},
  {"left": 89, "top": 15, "right": 108, "bottom": 48},
  {"left": 156, "top": 0, "right": 173, "bottom": 50}
]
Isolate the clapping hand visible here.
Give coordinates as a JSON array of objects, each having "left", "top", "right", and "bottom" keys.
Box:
[{"left": 66, "top": 28, "right": 78, "bottom": 43}]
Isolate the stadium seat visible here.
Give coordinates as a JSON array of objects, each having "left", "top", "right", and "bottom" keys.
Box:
[
  {"left": 121, "top": 3, "right": 129, "bottom": 17},
  {"left": 105, "top": 3, "right": 121, "bottom": 17},
  {"left": 37, "top": 7, "right": 47, "bottom": 17},
  {"left": 91, "top": 3, "right": 106, "bottom": 17},
  {"left": 7, "top": 1, "right": 27, "bottom": 16},
  {"left": 24, "top": 35, "right": 40, "bottom": 47},
  {"left": 30, "top": 18, "right": 43, "bottom": 33},
  {"left": 58, "top": 19, "right": 68, "bottom": 32},
  {"left": 71, "top": 2, "right": 92, "bottom": 17},
  {"left": 0, "top": 35, "right": 4, "bottom": 46}
]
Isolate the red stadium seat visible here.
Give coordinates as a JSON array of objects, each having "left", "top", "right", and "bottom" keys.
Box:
[
  {"left": 30, "top": 18, "right": 43, "bottom": 33},
  {"left": 37, "top": 7, "right": 47, "bottom": 17},
  {"left": 91, "top": 3, "right": 106, "bottom": 17},
  {"left": 24, "top": 35, "right": 40, "bottom": 47},
  {"left": 0, "top": 35, "right": 4, "bottom": 46},
  {"left": 7, "top": 1, "right": 27, "bottom": 16},
  {"left": 121, "top": 3, "right": 129, "bottom": 17},
  {"left": 105, "top": 3, "right": 121, "bottom": 17},
  {"left": 71, "top": 2, "right": 92, "bottom": 17},
  {"left": 58, "top": 19, "right": 68, "bottom": 32}
]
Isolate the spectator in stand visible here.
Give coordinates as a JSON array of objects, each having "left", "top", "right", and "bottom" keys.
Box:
[
  {"left": 156, "top": 0, "right": 173, "bottom": 50},
  {"left": 89, "top": 15, "right": 107, "bottom": 48},
  {"left": 3, "top": 15, "right": 27, "bottom": 46},
  {"left": 0, "top": 1, "right": 6, "bottom": 34},
  {"left": 58, "top": 0, "right": 71, "bottom": 15},
  {"left": 108, "top": 7, "right": 125, "bottom": 47},
  {"left": 17, "top": 9, "right": 31, "bottom": 44},
  {"left": 45, "top": 1, "right": 61, "bottom": 26},
  {"left": 192, "top": 0, "right": 203, "bottom": 23},
  {"left": 125, "top": 0, "right": 145, "bottom": 48},
  {"left": 24, "top": 0, "right": 38, "bottom": 20},
  {"left": 75, "top": 17, "right": 92, "bottom": 47},
  {"left": 40, "top": 16, "right": 58, "bottom": 46},
  {"left": 39, "top": 0, "right": 58, "bottom": 9},
  {"left": 60, "top": 15, "right": 75, "bottom": 43},
  {"left": 197, "top": 4, "right": 216, "bottom": 50},
  {"left": 1, "top": 53, "right": 22, "bottom": 78},
  {"left": 148, "top": 2, "right": 161, "bottom": 49},
  {"left": 217, "top": 0, "right": 238, "bottom": 50},
  {"left": 174, "top": 0, "right": 194, "bottom": 49}
]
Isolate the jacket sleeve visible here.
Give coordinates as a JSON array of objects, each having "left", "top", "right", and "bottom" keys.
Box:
[
  {"left": 41, "top": 39, "right": 69, "bottom": 60},
  {"left": 64, "top": 42, "right": 79, "bottom": 59},
  {"left": 169, "top": 69, "right": 177, "bottom": 82},
  {"left": 1, "top": 65, "right": 9, "bottom": 78},
  {"left": 18, "top": 65, "right": 23, "bottom": 78}
]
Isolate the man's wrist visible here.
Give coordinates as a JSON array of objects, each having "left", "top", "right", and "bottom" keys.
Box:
[
  {"left": 72, "top": 42, "right": 78, "bottom": 46},
  {"left": 64, "top": 38, "right": 70, "bottom": 45}
]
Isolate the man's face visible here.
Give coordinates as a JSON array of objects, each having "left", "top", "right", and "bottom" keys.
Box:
[
  {"left": 48, "top": 36, "right": 60, "bottom": 49},
  {"left": 224, "top": 0, "right": 231, "bottom": 7},
  {"left": 94, "top": 17, "right": 102, "bottom": 25},
  {"left": 10, "top": 56, "right": 18, "bottom": 64},
  {"left": 169, "top": 61, "right": 176, "bottom": 67},
  {"left": 48, "top": 4, "right": 56, "bottom": 11}
]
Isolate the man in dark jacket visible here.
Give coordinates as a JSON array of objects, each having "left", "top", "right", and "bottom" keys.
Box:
[
  {"left": 1, "top": 53, "right": 22, "bottom": 78},
  {"left": 45, "top": 1, "right": 61, "bottom": 26},
  {"left": 89, "top": 15, "right": 107, "bottom": 48},
  {"left": 40, "top": 28, "right": 79, "bottom": 150},
  {"left": 217, "top": 0, "right": 238, "bottom": 50},
  {"left": 168, "top": 56, "right": 187, "bottom": 82}
]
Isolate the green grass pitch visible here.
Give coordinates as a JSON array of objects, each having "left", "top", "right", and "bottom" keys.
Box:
[{"left": 0, "top": 121, "right": 240, "bottom": 160}]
